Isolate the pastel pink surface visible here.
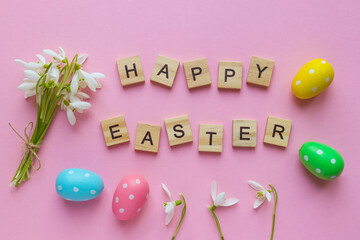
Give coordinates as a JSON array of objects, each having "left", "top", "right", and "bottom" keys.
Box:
[
  {"left": 0, "top": 0, "right": 359, "bottom": 240},
  {"left": 112, "top": 175, "right": 149, "bottom": 220}
]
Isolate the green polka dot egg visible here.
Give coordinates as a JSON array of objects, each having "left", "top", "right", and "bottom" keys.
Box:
[
  {"left": 292, "top": 59, "right": 334, "bottom": 99},
  {"left": 299, "top": 141, "right": 344, "bottom": 180}
]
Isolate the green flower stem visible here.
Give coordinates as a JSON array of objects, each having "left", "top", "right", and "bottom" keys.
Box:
[
  {"left": 10, "top": 56, "right": 78, "bottom": 187},
  {"left": 269, "top": 184, "right": 278, "bottom": 240},
  {"left": 208, "top": 205, "right": 224, "bottom": 240},
  {"left": 171, "top": 194, "right": 186, "bottom": 240}
]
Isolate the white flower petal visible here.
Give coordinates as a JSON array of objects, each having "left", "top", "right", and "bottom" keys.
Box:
[
  {"left": 49, "top": 67, "right": 60, "bottom": 81},
  {"left": 248, "top": 180, "right": 265, "bottom": 191},
  {"left": 18, "top": 82, "right": 35, "bottom": 91},
  {"left": 77, "top": 54, "right": 88, "bottom": 64},
  {"left": 265, "top": 191, "right": 272, "bottom": 202},
  {"left": 25, "top": 62, "right": 42, "bottom": 70},
  {"left": 14, "top": 59, "right": 27, "bottom": 67},
  {"left": 69, "top": 94, "right": 80, "bottom": 103},
  {"left": 214, "top": 192, "right": 226, "bottom": 206},
  {"left": 70, "top": 101, "right": 91, "bottom": 110},
  {"left": 165, "top": 202, "right": 175, "bottom": 214},
  {"left": 43, "top": 49, "right": 62, "bottom": 60},
  {"left": 165, "top": 206, "right": 175, "bottom": 225},
  {"left": 162, "top": 183, "right": 172, "bottom": 200},
  {"left": 76, "top": 92, "right": 90, "bottom": 99},
  {"left": 91, "top": 72, "right": 106, "bottom": 78},
  {"left": 58, "top": 47, "right": 65, "bottom": 58},
  {"left": 211, "top": 181, "right": 217, "bottom": 202},
  {"left": 24, "top": 89, "right": 36, "bottom": 98},
  {"left": 70, "top": 73, "right": 79, "bottom": 94},
  {"left": 24, "top": 70, "right": 40, "bottom": 82},
  {"left": 66, "top": 108, "right": 76, "bottom": 126},
  {"left": 254, "top": 198, "right": 265, "bottom": 209},
  {"left": 36, "top": 54, "right": 46, "bottom": 65},
  {"left": 220, "top": 198, "right": 239, "bottom": 207}
]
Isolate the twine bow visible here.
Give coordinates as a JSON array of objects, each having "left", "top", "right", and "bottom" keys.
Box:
[{"left": 9, "top": 122, "right": 41, "bottom": 170}]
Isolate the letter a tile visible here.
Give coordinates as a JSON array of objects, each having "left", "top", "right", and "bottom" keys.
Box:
[{"left": 135, "top": 123, "right": 161, "bottom": 153}]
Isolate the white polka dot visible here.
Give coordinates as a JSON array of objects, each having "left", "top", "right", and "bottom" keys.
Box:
[
  {"left": 68, "top": 170, "right": 74, "bottom": 174},
  {"left": 317, "top": 150, "right": 323, "bottom": 155},
  {"left": 90, "top": 190, "right": 96, "bottom": 195},
  {"left": 330, "top": 176, "right": 336, "bottom": 179},
  {"left": 115, "top": 197, "right": 119, "bottom": 203},
  {"left": 136, "top": 179, "right": 141, "bottom": 184},
  {"left": 304, "top": 155, "right": 309, "bottom": 161},
  {"left": 331, "top": 159, "right": 336, "bottom": 164},
  {"left": 73, "top": 187, "right": 79, "bottom": 192},
  {"left": 321, "top": 60, "right": 326, "bottom": 64},
  {"left": 316, "top": 168, "right": 321, "bottom": 173},
  {"left": 137, "top": 208, "right": 141, "bottom": 213},
  {"left": 123, "top": 183, "right": 128, "bottom": 189},
  {"left": 119, "top": 208, "right": 125, "bottom": 213},
  {"left": 146, "top": 194, "right": 149, "bottom": 199},
  {"left": 57, "top": 185, "right": 62, "bottom": 190},
  {"left": 84, "top": 173, "right": 90, "bottom": 177},
  {"left": 325, "top": 77, "right": 330, "bottom": 82},
  {"left": 312, "top": 87, "right": 317, "bottom": 92},
  {"left": 296, "top": 80, "right": 301, "bottom": 85},
  {"left": 309, "top": 69, "right": 315, "bottom": 74},
  {"left": 129, "top": 194, "right": 134, "bottom": 200}
]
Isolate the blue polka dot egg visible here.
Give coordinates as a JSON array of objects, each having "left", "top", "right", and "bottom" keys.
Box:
[{"left": 56, "top": 168, "right": 104, "bottom": 201}]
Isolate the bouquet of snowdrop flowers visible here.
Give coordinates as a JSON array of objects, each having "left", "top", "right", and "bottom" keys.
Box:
[{"left": 10, "top": 47, "right": 105, "bottom": 187}]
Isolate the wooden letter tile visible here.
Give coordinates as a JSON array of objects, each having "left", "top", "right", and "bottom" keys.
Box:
[
  {"left": 134, "top": 123, "right": 161, "bottom": 152},
  {"left": 232, "top": 120, "right": 257, "bottom": 147},
  {"left": 183, "top": 58, "right": 212, "bottom": 89},
  {"left": 198, "top": 124, "right": 223, "bottom": 153},
  {"left": 263, "top": 116, "right": 292, "bottom": 147},
  {"left": 246, "top": 56, "right": 274, "bottom": 87},
  {"left": 164, "top": 115, "right": 193, "bottom": 146},
  {"left": 116, "top": 55, "right": 145, "bottom": 87},
  {"left": 101, "top": 115, "right": 130, "bottom": 147},
  {"left": 218, "top": 61, "right": 242, "bottom": 90},
  {"left": 150, "top": 55, "right": 179, "bottom": 88}
]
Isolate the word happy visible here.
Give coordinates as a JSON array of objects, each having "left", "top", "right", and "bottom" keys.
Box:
[
  {"left": 101, "top": 115, "right": 292, "bottom": 152},
  {"left": 116, "top": 55, "right": 275, "bottom": 89}
]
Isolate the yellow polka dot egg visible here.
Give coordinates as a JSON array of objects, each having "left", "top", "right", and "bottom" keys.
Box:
[{"left": 291, "top": 59, "right": 334, "bottom": 99}]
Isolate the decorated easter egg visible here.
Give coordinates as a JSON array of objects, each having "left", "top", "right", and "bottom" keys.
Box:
[
  {"left": 291, "top": 59, "right": 334, "bottom": 99},
  {"left": 299, "top": 142, "right": 344, "bottom": 180},
  {"left": 56, "top": 168, "right": 104, "bottom": 201},
  {"left": 112, "top": 174, "right": 149, "bottom": 220}
]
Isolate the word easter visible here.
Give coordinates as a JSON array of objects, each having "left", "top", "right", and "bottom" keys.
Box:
[
  {"left": 116, "top": 55, "right": 275, "bottom": 89},
  {"left": 101, "top": 115, "right": 292, "bottom": 153}
]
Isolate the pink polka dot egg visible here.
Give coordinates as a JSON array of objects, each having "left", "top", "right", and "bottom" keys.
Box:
[{"left": 112, "top": 174, "right": 149, "bottom": 220}]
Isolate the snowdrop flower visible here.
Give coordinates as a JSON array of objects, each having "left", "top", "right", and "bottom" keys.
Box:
[
  {"left": 17, "top": 70, "right": 41, "bottom": 98},
  {"left": 248, "top": 180, "right": 272, "bottom": 208},
  {"left": 208, "top": 181, "right": 238, "bottom": 240},
  {"left": 70, "top": 70, "right": 105, "bottom": 94},
  {"left": 211, "top": 181, "right": 239, "bottom": 207},
  {"left": 161, "top": 183, "right": 186, "bottom": 239},
  {"left": 43, "top": 47, "right": 66, "bottom": 62},
  {"left": 248, "top": 180, "right": 278, "bottom": 240},
  {"left": 62, "top": 92, "right": 91, "bottom": 126}
]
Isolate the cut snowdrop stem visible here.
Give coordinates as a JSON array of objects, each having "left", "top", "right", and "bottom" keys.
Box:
[
  {"left": 208, "top": 205, "right": 224, "bottom": 240},
  {"left": 269, "top": 184, "right": 278, "bottom": 240},
  {"left": 171, "top": 194, "right": 186, "bottom": 240},
  {"left": 11, "top": 47, "right": 104, "bottom": 187}
]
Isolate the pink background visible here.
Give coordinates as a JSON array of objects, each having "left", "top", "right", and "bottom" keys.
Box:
[{"left": 1, "top": 0, "right": 359, "bottom": 239}]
